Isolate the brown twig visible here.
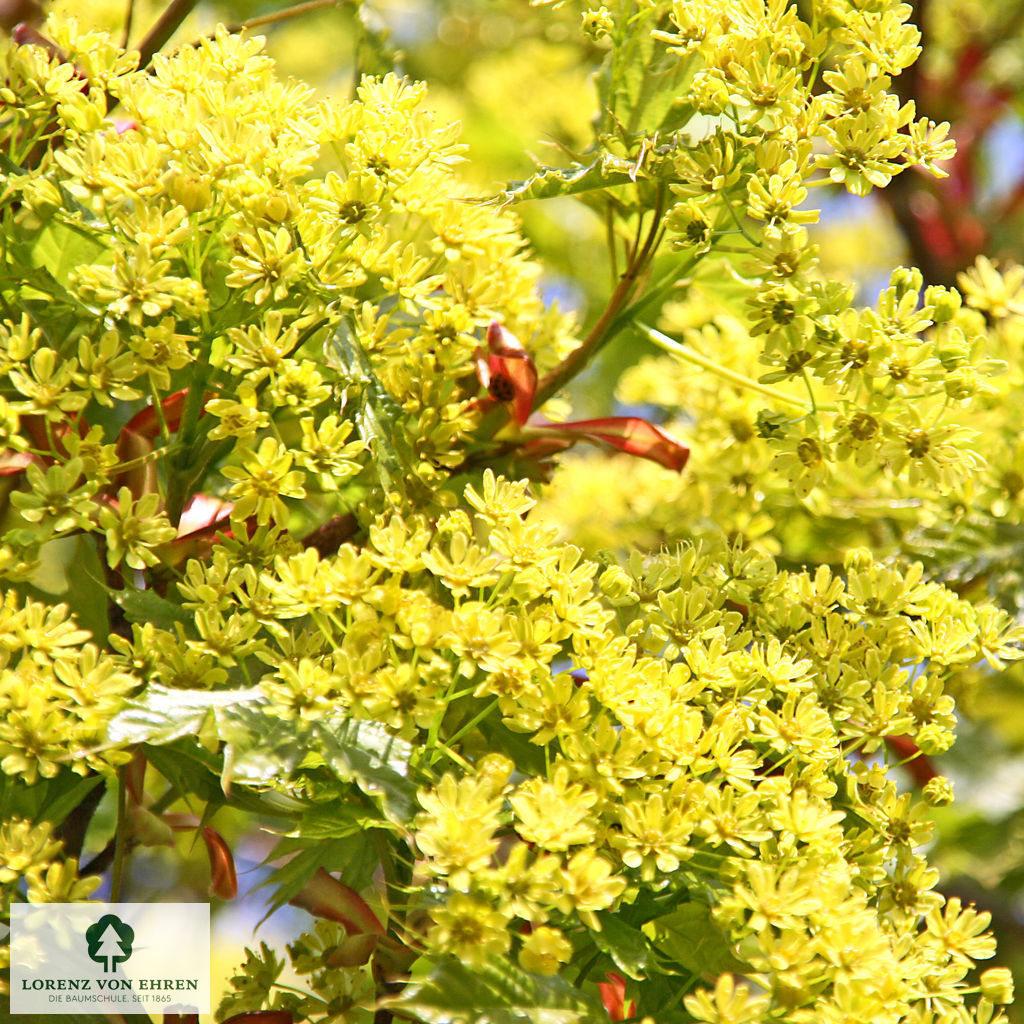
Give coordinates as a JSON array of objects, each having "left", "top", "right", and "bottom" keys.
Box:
[
  {"left": 122, "top": 0, "right": 134, "bottom": 49},
  {"left": 135, "top": 0, "right": 200, "bottom": 71},
  {"left": 229, "top": 0, "right": 342, "bottom": 33}
]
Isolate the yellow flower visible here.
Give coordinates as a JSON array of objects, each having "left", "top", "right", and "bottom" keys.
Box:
[
  {"left": 510, "top": 765, "right": 598, "bottom": 852},
  {"left": 426, "top": 893, "right": 511, "bottom": 966},
  {"left": 415, "top": 773, "right": 504, "bottom": 890},
  {"left": 518, "top": 926, "right": 572, "bottom": 976}
]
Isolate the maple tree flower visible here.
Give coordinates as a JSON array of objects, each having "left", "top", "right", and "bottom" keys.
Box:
[{"left": 518, "top": 926, "right": 572, "bottom": 976}]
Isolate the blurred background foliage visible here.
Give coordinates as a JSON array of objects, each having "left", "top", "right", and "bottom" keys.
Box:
[{"left": 16, "top": 0, "right": 1024, "bottom": 1016}]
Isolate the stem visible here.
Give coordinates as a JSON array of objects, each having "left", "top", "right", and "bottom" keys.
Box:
[
  {"left": 533, "top": 186, "right": 667, "bottom": 409},
  {"left": 110, "top": 766, "right": 129, "bottom": 901},
  {"left": 232, "top": 0, "right": 342, "bottom": 33},
  {"left": 122, "top": 0, "right": 135, "bottom": 49},
  {"left": 605, "top": 203, "right": 619, "bottom": 284},
  {"left": 444, "top": 698, "right": 500, "bottom": 748},
  {"left": 146, "top": 374, "right": 171, "bottom": 445},
  {"left": 724, "top": 197, "right": 759, "bottom": 246},
  {"left": 606, "top": 253, "right": 700, "bottom": 337},
  {"left": 639, "top": 323, "right": 818, "bottom": 411},
  {"left": 136, "top": 0, "right": 201, "bottom": 71}
]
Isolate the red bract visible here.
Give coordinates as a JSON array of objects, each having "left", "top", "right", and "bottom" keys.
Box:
[
  {"left": 123, "top": 388, "right": 192, "bottom": 439},
  {"left": 598, "top": 972, "right": 637, "bottom": 1021},
  {"left": 202, "top": 826, "right": 238, "bottom": 900},
  {"left": 474, "top": 321, "right": 537, "bottom": 426},
  {"left": 175, "top": 493, "right": 234, "bottom": 539},
  {"left": 533, "top": 416, "right": 690, "bottom": 472},
  {"left": 289, "top": 867, "right": 386, "bottom": 936},
  {"left": 0, "top": 450, "right": 32, "bottom": 475}
]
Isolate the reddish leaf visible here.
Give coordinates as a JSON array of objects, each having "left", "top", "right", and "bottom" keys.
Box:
[
  {"left": 290, "top": 867, "right": 386, "bottom": 936},
  {"left": 175, "top": 493, "right": 234, "bottom": 539},
  {"left": 123, "top": 388, "right": 192, "bottom": 439},
  {"left": 519, "top": 436, "right": 573, "bottom": 461},
  {"left": 113, "top": 427, "right": 157, "bottom": 501},
  {"left": 326, "top": 932, "right": 379, "bottom": 967},
  {"left": 598, "top": 972, "right": 636, "bottom": 1021},
  {"left": 125, "top": 750, "right": 147, "bottom": 805},
  {"left": 535, "top": 416, "right": 689, "bottom": 472},
  {"left": 474, "top": 321, "right": 538, "bottom": 426},
  {"left": 0, "top": 450, "right": 33, "bottom": 475},
  {"left": 202, "top": 826, "right": 238, "bottom": 900}
]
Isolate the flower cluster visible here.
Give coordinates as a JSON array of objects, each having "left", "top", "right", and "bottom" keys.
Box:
[
  {"left": 0, "top": 4, "right": 1020, "bottom": 1023},
  {"left": 206, "top": 470, "right": 1016, "bottom": 1022},
  {"left": 0, "top": 592, "right": 134, "bottom": 783},
  {"left": 0, "top": 21, "right": 578, "bottom": 582}
]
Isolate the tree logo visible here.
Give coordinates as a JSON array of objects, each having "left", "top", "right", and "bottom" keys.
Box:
[{"left": 85, "top": 914, "right": 134, "bottom": 973}]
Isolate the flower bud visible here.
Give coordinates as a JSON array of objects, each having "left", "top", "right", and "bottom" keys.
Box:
[
  {"left": 925, "top": 285, "right": 962, "bottom": 323},
  {"left": 476, "top": 752, "right": 515, "bottom": 796},
  {"left": 890, "top": 266, "right": 922, "bottom": 301},
  {"left": 169, "top": 173, "right": 212, "bottom": 214},
  {"left": 922, "top": 775, "right": 954, "bottom": 806},
  {"left": 979, "top": 968, "right": 1014, "bottom": 1004},
  {"left": 599, "top": 565, "right": 637, "bottom": 604}
]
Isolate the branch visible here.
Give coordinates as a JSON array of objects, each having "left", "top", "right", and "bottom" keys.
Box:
[
  {"left": 533, "top": 186, "right": 666, "bottom": 409},
  {"left": 135, "top": 0, "right": 200, "bottom": 71},
  {"left": 229, "top": 0, "right": 342, "bottom": 33}
]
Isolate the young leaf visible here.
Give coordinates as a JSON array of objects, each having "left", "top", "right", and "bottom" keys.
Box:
[
  {"left": 641, "top": 903, "right": 746, "bottom": 975},
  {"left": 384, "top": 957, "right": 607, "bottom": 1024}
]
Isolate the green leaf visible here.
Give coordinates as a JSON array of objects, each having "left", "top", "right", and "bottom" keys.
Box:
[
  {"left": 595, "top": 6, "right": 697, "bottom": 141},
  {"left": 642, "top": 902, "right": 746, "bottom": 975},
  {"left": 20, "top": 535, "right": 109, "bottom": 638},
  {"left": 385, "top": 957, "right": 608, "bottom": 1024},
  {"left": 0, "top": 768, "right": 104, "bottom": 828},
  {"left": 112, "top": 586, "right": 190, "bottom": 630},
  {"left": 495, "top": 154, "right": 638, "bottom": 206},
  {"left": 144, "top": 740, "right": 303, "bottom": 818},
  {"left": 331, "top": 320, "right": 408, "bottom": 497},
  {"left": 11, "top": 536, "right": 110, "bottom": 642},
  {"left": 107, "top": 684, "right": 265, "bottom": 745},
  {"left": 144, "top": 739, "right": 228, "bottom": 806},
  {"left": 217, "top": 700, "right": 307, "bottom": 787},
  {"left": 260, "top": 833, "right": 380, "bottom": 916},
  {"left": 592, "top": 912, "right": 651, "bottom": 979},
  {"left": 313, "top": 717, "right": 418, "bottom": 825},
  {"left": 284, "top": 800, "right": 387, "bottom": 839},
  {"left": 28, "top": 216, "right": 109, "bottom": 289}
]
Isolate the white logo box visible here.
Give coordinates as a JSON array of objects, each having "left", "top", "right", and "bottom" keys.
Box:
[{"left": 11, "top": 902, "right": 210, "bottom": 1015}]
